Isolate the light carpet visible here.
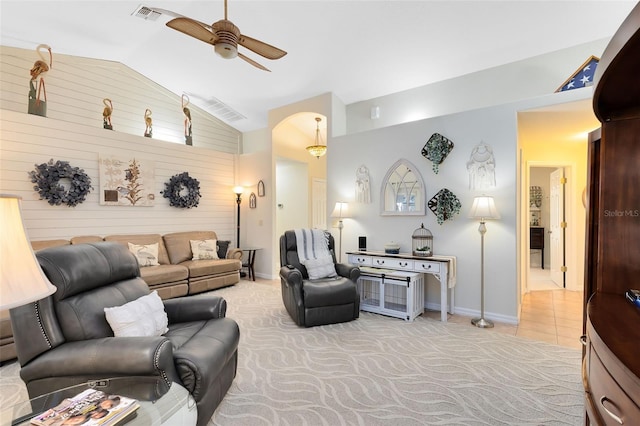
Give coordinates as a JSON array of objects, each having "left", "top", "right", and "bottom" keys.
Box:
[{"left": 0, "top": 280, "right": 583, "bottom": 425}]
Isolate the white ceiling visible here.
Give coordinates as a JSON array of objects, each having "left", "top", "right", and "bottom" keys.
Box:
[{"left": 0, "top": 1, "right": 636, "bottom": 133}]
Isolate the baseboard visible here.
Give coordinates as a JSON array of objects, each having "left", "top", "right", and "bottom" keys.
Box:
[{"left": 425, "top": 302, "right": 518, "bottom": 325}]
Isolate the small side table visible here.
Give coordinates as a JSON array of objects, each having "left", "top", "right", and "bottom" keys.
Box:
[{"left": 241, "top": 248, "right": 261, "bottom": 281}]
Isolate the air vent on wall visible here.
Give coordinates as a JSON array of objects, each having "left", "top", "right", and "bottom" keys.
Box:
[
  {"left": 202, "top": 96, "right": 246, "bottom": 122},
  {"left": 132, "top": 5, "right": 162, "bottom": 21}
]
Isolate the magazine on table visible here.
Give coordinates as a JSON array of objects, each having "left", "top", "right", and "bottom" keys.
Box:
[{"left": 30, "top": 388, "right": 139, "bottom": 426}]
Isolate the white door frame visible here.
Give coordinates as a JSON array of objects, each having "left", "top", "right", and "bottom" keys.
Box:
[{"left": 522, "top": 161, "right": 579, "bottom": 294}]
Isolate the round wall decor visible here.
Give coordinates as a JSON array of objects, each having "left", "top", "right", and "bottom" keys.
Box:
[
  {"left": 29, "top": 159, "right": 92, "bottom": 207},
  {"left": 161, "top": 172, "right": 201, "bottom": 208}
]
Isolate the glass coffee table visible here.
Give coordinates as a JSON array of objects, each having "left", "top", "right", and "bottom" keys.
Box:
[{"left": 0, "top": 377, "right": 197, "bottom": 425}]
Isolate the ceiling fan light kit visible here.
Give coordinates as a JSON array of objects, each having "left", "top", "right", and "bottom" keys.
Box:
[{"left": 164, "top": 0, "right": 286, "bottom": 71}]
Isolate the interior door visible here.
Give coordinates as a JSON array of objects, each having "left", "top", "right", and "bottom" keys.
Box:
[
  {"left": 549, "top": 168, "right": 565, "bottom": 287},
  {"left": 311, "top": 178, "right": 327, "bottom": 229}
]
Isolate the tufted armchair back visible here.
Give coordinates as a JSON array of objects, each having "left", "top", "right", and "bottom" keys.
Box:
[{"left": 11, "top": 242, "right": 149, "bottom": 365}]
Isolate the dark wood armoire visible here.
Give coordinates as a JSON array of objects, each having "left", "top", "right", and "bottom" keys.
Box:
[{"left": 582, "top": 3, "right": 640, "bottom": 425}]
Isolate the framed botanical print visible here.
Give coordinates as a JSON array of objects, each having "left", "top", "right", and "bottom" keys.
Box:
[
  {"left": 257, "top": 180, "right": 265, "bottom": 197},
  {"left": 249, "top": 192, "right": 257, "bottom": 208}
]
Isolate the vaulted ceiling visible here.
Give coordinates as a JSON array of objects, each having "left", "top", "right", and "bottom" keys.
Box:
[{"left": 1, "top": 1, "right": 636, "bottom": 133}]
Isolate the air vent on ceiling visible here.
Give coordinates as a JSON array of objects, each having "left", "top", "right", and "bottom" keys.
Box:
[{"left": 132, "top": 5, "right": 162, "bottom": 21}]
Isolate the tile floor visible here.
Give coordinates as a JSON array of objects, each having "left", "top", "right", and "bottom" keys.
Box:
[{"left": 424, "top": 267, "right": 584, "bottom": 350}]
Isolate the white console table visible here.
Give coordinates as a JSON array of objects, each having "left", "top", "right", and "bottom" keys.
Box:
[{"left": 346, "top": 251, "right": 456, "bottom": 322}]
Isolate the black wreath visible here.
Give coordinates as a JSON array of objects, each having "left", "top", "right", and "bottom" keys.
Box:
[
  {"left": 161, "top": 172, "right": 201, "bottom": 208},
  {"left": 29, "top": 159, "right": 92, "bottom": 207}
]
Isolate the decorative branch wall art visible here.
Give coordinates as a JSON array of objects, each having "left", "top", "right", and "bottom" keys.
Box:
[
  {"left": 28, "top": 44, "right": 52, "bottom": 117},
  {"left": 161, "top": 172, "right": 201, "bottom": 208},
  {"left": 102, "top": 98, "right": 113, "bottom": 130},
  {"left": 422, "top": 133, "right": 454, "bottom": 174},
  {"left": 467, "top": 141, "right": 496, "bottom": 190},
  {"left": 29, "top": 159, "right": 92, "bottom": 207},
  {"left": 99, "top": 156, "right": 155, "bottom": 206},
  {"left": 355, "top": 165, "right": 371, "bottom": 203}
]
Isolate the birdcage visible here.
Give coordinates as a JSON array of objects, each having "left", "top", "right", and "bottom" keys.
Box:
[{"left": 412, "top": 223, "right": 433, "bottom": 257}]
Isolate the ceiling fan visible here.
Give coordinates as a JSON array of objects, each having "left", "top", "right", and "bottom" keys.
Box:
[{"left": 164, "top": 0, "right": 287, "bottom": 71}]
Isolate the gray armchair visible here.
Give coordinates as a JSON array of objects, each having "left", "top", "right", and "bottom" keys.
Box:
[
  {"left": 9, "top": 242, "right": 239, "bottom": 426},
  {"left": 279, "top": 230, "right": 360, "bottom": 327}
]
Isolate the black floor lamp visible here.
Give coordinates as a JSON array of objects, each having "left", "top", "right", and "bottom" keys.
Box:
[
  {"left": 233, "top": 186, "right": 243, "bottom": 248},
  {"left": 468, "top": 195, "right": 500, "bottom": 328}
]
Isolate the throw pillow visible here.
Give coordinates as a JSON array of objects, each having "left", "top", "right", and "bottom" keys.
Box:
[
  {"left": 190, "top": 239, "right": 219, "bottom": 260},
  {"left": 104, "top": 291, "right": 168, "bottom": 337},
  {"left": 127, "top": 242, "right": 159, "bottom": 267},
  {"left": 302, "top": 256, "right": 337, "bottom": 280},
  {"left": 217, "top": 240, "right": 231, "bottom": 259}
]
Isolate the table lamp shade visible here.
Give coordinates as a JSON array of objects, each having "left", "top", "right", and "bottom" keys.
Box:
[
  {"left": 468, "top": 196, "right": 500, "bottom": 220},
  {"left": 330, "top": 202, "right": 350, "bottom": 219},
  {"left": 0, "top": 195, "right": 56, "bottom": 310}
]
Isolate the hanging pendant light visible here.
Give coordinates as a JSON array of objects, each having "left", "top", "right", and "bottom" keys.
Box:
[{"left": 306, "top": 116, "right": 327, "bottom": 159}]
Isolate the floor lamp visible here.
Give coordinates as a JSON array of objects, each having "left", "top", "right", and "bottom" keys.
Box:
[
  {"left": 330, "top": 202, "right": 350, "bottom": 262},
  {"left": 233, "top": 186, "right": 243, "bottom": 249},
  {"left": 468, "top": 195, "right": 500, "bottom": 328},
  {"left": 0, "top": 194, "right": 56, "bottom": 310}
]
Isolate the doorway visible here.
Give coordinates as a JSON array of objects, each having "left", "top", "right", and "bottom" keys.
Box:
[{"left": 528, "top": 166, "right": 566, "bottom": 291}]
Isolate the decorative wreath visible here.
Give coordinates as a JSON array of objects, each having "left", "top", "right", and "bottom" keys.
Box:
[
  {"left": 161, "top": 172, "right": 201, "bottom": 208},
  {"left": 29, "top": 159, "right": 92, "bottom": 207}
]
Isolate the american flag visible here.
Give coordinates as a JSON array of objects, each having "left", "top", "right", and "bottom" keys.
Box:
[{"left": 557, "top": 56, "right": 599, "bottom": 92}]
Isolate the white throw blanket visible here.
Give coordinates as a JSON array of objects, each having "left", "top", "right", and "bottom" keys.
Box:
[{"left": 294, "top": 228, "right": 332, "bottom": 262}]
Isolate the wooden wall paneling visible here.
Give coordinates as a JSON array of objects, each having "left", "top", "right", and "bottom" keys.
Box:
[{"left": 0, "top": 45, "right": 241, "bottom": 154}]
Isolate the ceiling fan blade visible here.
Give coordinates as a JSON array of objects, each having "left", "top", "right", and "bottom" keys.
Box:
[
  {"left": 238, "top": 52, "right": 270, "bottom": 72},
  {"left": 238, "top": 34, "right": 287, "bottom": 60},
  {"left": 166, "top": 17, "right": 218, "bottom": 45}
]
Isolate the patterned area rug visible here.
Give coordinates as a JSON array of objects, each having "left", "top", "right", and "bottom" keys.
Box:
[{"left": 0, "top": 280, "right": 583, "bottom": 425}]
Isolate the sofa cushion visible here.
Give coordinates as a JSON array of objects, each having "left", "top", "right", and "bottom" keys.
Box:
[
  {"left": 104, "top": 291, "right": 168, "bottom": 337},
  {"left": 217, "top": 240, "right": 231, "bottom": 259},
  {"left": 181, "top": 259, "right": 242, "bottom": 278},
  {"left": 31, "top": 239, "right": 70, "bottom": 251},
  {"left": 128, "top": 242, "right": 160, "bottom": 266},
  {"left": 70, "top": 235, "right": 104, "bottom": 244},
  {"left": 139, "top": 264, "right": 189, "bottom": 286},
  {"left": 164, "top": 231, "right": 218, "bottom": 264},
  {"left": 105, "top": 234, "right": 170, "bottom": 265},
  {"left": 190, "top": 239, "right": 219, "bottom": 260}
]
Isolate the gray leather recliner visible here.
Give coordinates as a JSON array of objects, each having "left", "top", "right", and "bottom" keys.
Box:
[
  {"left": 9, "top": 242, "right": 239, "bottom": 426},
  {"left": 279, "top": 230, "right": 360, "bottom": 327}
]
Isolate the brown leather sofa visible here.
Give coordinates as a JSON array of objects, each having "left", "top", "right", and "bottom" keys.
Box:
[{"left": 0, "top": 231, "right": 241, "bottom": 364}]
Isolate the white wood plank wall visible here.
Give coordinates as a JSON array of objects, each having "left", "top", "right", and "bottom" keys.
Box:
[
  {"left": 0, "top": 45, "right": 241, "bottom": 153},
  {"left": 0, "top": 45, "right": 243, "bottom": 243}
]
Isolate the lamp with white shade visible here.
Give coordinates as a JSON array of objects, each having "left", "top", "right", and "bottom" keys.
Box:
[
  {"left": 330, "top": 202, "right": 350, "bottom": 262},
  {"left": 0, "top": 194, "right": 56, "bottom": 310},
  {"left": 468, "top": 195, "right": 500, "bottom": 328}
]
